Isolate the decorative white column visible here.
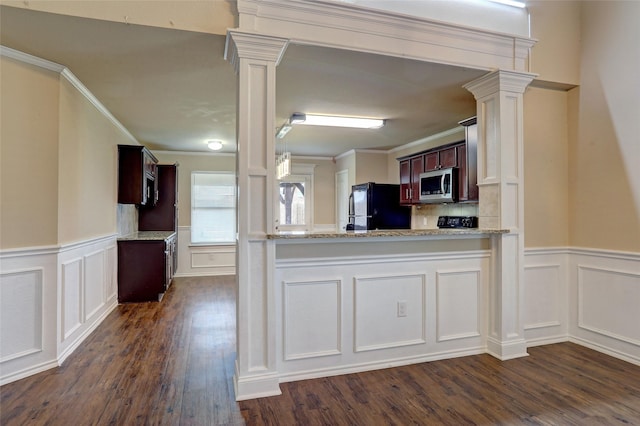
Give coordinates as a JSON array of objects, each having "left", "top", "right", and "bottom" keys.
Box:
[
  {"left": 225, "top": 30, "right": 288, "bottom": 400},
  {"left": 464, "top": 70, "right": 535, "bottom": 360}
]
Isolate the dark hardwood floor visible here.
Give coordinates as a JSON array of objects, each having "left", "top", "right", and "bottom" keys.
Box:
[{"left": 2, "top": 276, "right": 640, "bottom": 425}]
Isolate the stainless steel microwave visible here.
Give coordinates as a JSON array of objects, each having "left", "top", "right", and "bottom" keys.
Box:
[{"left": 419, "top": 167, "right": 457, "bottom": 204}]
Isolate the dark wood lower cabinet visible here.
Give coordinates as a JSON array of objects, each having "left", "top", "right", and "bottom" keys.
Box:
[{"left": 117, "top": 233, "right": 176, "bottom": 303}]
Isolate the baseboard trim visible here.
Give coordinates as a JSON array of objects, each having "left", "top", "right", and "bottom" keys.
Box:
[
  {"left": 486, "top": 337, "right": 529, "bottom": 360},
  {"left": 233, "top": 361, "right": 282, "bottom": 401},
  {"left": 173, "top": 271, "right": 236, "bottom": 278},
  {"left": 277, "top": 346, "right": 486, "bottom": 384},
  {"left": 0, "top": 359, "right": 59, "bottom": 387},
  {"left": 569, "top": 336, "right": 640, "bottom": 367},
  {"left": 58, "top": 299, "right": 118, "bottom": 365}
]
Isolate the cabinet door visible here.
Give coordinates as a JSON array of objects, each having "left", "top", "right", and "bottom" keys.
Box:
[
  {"left": 118, "top": 145, "right": 158, "bottom": 205},
  {"left": 139, "top": 165, "right": 178, "bottom": 231},
  {"left": 117, "top": 240, "right": 165, "bottom": 303},
  {"left": 399, "top": 160, "right": 412, "bottom": 204},
  {"left": 424, "top": 152, "right": 439, "bottom": 171},
  {"left": 457, "top": 144, "right": 468, "bottom": 201},
  {"left": 439, "top": 146, "right": 457, "bottom": 169},
  {"left": 410, "top": 156, "right": 424, "bottom": 202}
]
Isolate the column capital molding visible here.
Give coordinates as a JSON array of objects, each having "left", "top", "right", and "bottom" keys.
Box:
[
  {"left": 464, "top": 69, "right": 537, "bottom": 100},
  {"left": 224, "top": 30, "right": 289, "bottom": 74}
]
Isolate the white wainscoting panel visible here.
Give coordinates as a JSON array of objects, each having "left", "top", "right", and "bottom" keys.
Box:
[
  {"left": 0, "top": 268, "right": 44, "bottom": 362},
  {"left": 84, "top": 250, "right": 105, "bottom": 321},
  {"left": 283, "top": 279, "right": 341, "bottom": 360},
  {"left": 105, "top": 246, "right": 117, "bottom": 301},
  {"left": 569, "top": 248, "right": 640, "bottom": 366},
  {"left": 524, "top": 265, "right": 562, "bottom": 330},
  {"left": 436, "top": 269, "right": 481, "bottom": 342},
  {"left": 578, "top": 265, "right": 640, "bottom": 346},
  {"left": 354, "top": 274, "right": 426, "bottom": 352},
  {"left": 174, "top": 227, "right": 236, "bottom": 277},
  {"left": 523, "top": 249, "right": 569, "bottom": 347},
  {"left": 62, "top": 259, "right": 83, "bottom": 340},
  {"left": 0, "top": 249, "right": 58, "bottom": 386},
  {"left": 57, "top": 236, "right": 117, "bottom": 364}
]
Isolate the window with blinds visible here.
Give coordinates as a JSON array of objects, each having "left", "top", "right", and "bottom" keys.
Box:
[{"left": 191, "top": 172, "right": 236, "bottom": 244}]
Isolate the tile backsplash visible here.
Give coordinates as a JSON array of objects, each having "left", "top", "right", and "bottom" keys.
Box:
[
  {"left": 117, "top": 204, "right": 138, "bottom": 237},
  {"left": 411, "top": 203, "right": 479, "bottom": 229}
]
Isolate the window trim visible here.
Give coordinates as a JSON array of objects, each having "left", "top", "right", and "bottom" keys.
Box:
[
  {"left": 276, "top": 163, "right": 315, "bottom": 232},
  {"left": 190, "top": 171, "right": 236, "bottom": 244}
]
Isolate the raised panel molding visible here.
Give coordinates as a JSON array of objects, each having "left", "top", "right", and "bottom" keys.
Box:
[
  {"left": 523, "top": 264, "right": 562, "bottom": 330},
  {"left": 0, "top": 268, "right": 44, "bottom": 362},
  {"left": 0, "top": 235, "right": 118, "bottom": 385},
  {"left": 83, "top": 250, "right": 105, "bottom": 321},
  {"left": 105, "top": 246, "right": 117, "bottom": 301},
  {"left": 354, "top": 274, "right": 426, "bottom": 352},
  {"left": 436, "top": 269, "right": 482, "bottom": 342},
  {"left": 578, "top": 265, "right": 640, "bottom": 346},
  {"left": 61, "top": 259, "right": 83, "bottom": 340},
  {"left": 191, "top": 250, "right": 235, "bottom": 269},
  {"left": 283, "top": 279, "right": 341, "bottom": 360}
]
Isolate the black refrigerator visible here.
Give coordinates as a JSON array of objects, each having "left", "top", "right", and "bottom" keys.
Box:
[{"left": 346, "top": 183, "right": 411, "bottom": 230}]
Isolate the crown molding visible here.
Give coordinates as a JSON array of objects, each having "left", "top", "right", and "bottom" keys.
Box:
[
  {"left": 1, "top": 45, "right": 138, "bottom": 145},
  {"left": 152, "top": 150, "right": 235, "bottom": 157},
  {"left": 60, "top": 69, "right": 138, "bottom": 144},
  {"left": 388, "top": 126, "right": 464, "bottom": 154},
  {"left": 0, "top": 45, "right": 64, "bottom": 73}
]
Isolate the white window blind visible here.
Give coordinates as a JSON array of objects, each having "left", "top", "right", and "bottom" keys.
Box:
[{"left": 191, "top": 172, "right": 236, "bottom": 244}]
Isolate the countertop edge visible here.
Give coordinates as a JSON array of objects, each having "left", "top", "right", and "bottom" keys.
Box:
[
  {"left": 117, "top": 231, "right": 177, "bottom": 241},
  {"left": 267, "top": 229, "right": 510, "bottom": 240}
]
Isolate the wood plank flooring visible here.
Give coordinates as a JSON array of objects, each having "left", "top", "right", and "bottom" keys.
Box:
[{"left": 2, "top": 275, "right": 640, "bottom": 425}]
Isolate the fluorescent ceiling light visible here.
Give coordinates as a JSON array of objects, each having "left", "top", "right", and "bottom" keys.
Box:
[
  {"left": 487, "top": 0, "right": 526, "bottom": 8},
  {"left": 207, "top": 140, "right": 223, "bottom": 151},
  {"left": 276, "top": 123, "right": 292, "bottom": 139},
  {"left": 294, "top": 113, "right": 385, "bottom": 129}
]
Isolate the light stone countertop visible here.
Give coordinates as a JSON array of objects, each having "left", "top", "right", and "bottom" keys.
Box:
[
  {"left": 117, "top": 231, "right": 176, "bottom": 241},
  {"left": 267, "top": 228, "right": 509, "bottom": 240}
]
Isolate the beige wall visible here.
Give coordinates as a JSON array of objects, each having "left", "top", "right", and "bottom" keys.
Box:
[
  {"left": 523, "top": 87, "right": 570, "bottom": 248},
  {"left": 568, "top": 1, "right": 640, "bottom": 252},
  {"left": 355, "top": 151, "right": 389, "bottom": 185},
  {"left": 528, "top": 1, "right": 581, "bottom": 85},
  {"left": 294, "top": 157, "right": 337, "bottom": 227},
  {"left": 336, "top": 151, "right": 357, "bottom": 191},
  {"left": 152, "top": 151, "right": 235, "bottom": 227},
  {"left": 57, "top": 78, "right": 127, "bottom": 244},
  {"left": 0, "top": 56, "right": 60, "bottom": 248},
  {"left": 0, "top": 54, "right": 146, "bottom": 248},
  {"left": 0, "top": 0, "right": 236, "bottom": 36}
]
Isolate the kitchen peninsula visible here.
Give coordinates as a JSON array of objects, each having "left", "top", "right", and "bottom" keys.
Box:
[{"left": 268, "top": 227, "right": 509, "bottom": 384}]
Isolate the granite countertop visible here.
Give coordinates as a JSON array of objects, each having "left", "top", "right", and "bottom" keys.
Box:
[
  {"left": 267, "top": 228, "right": 509, "bottom": 240},
  {"left": 117, "top": 231, "right": 176, "bottom": 241}
]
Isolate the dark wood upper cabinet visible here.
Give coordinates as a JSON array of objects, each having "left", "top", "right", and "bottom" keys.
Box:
[
  {"left": 117, "top": 145, "right": 158, "bottom": 206},
  {"left": 458, "top": 117, "right": 478, "bottom": 202},
  {"left": 399, "top": 159, "right": 411, "bottom": 204},
  {"left": 139, "top": 164, "right": 178, "bottom": 232},
  {"left": 397, "top": 116, "right": 478, "bottom": 204}
]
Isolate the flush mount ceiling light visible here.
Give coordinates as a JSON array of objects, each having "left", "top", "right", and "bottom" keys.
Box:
[
  {"left": 207, "top": 140, "right": 223, "bottom": 151},
  {"left": 292, "top": 113, "right": 385, "bottom": 129}
]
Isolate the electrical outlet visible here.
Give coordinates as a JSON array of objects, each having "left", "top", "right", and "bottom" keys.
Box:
[{"left": 397, "top": 301, "right": 407, "bottom": 317}]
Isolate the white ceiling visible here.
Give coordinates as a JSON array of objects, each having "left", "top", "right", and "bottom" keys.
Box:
[{"left": 0, "top": 5, "right": 485, "bottom": 157}]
